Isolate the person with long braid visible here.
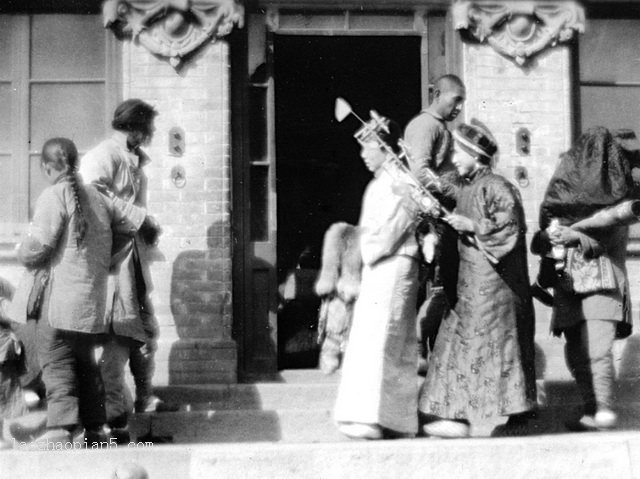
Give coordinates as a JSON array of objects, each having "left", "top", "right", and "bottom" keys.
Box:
[{"left": 13, "top": 138, "right": 138, "bottom": 449}]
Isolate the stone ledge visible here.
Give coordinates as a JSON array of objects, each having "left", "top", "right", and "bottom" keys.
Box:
[{"left": 3, "top": 431, "right": 640, "bottom": 479}]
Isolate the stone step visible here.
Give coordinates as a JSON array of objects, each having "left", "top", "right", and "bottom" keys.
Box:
[
  {"left": 151, "top": 372, "right": 640, "bottom": 412},
  {"left": 130, "top": 379, "right": 640, "bottom": 443},
  {"left": 5, "top": 430, "right": 640, "bottom": 479},
  {"left": 130, "top": 408, "right": 345, "bottom": 444},
  {"left": 153, "top": 382, "right": 340, "bottom": 411}
]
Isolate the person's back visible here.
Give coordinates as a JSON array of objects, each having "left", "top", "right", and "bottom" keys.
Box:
[
  {"left": 80, "top": 133, "right": 148, "bottom": 207},
  {"left": 11, "top": 137, "right": 138, "bottom": 449},
  {"left": 31, "top": 180, "right": 115, "bottom": 333}
]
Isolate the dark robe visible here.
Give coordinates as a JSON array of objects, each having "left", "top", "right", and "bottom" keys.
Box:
[{"left": 419, "top": 167, "right": 537, "bottom": 422}]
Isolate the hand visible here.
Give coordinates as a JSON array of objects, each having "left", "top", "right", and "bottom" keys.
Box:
[
  {"left": 140, "top": 215, "right": 162, "bottom": 246},
  {"left": 547, "top": 225, "right": 580, "bottom": 247},
  {"left": 140, "top": 339, "right": 157, "bottom": 358},
  {"left": 420, "top": 231, "right": 439, "bottom": 263},
  {"left": 444, "top": 214, "right": 475, "bottom": 233}
]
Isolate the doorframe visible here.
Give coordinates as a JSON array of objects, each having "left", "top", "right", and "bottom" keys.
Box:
[{"left": 231, "top": 5, "right": 459, "bottom": 380}]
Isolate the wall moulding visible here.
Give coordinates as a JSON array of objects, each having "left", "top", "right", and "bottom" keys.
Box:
[
  {"left": 103, "top": 0, "right": 244, "bottom": 68},
  {"left": 452, "top": 1, "right": 585, "bottom": 65}
]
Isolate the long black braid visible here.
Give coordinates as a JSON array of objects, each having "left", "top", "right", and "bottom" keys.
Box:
[{"left": 41, "top": 138, "right": 87, "bottom": 248}]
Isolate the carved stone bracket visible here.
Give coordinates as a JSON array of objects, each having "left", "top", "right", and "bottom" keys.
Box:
[
  {"left": 452, "top": 1, "right": 585, "bottom": 66},
  {"left": 103, "top": 0, "right": 244, "bottom": 68}
]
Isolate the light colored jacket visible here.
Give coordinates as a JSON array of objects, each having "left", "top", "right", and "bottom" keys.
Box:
[
  {"left": 13, "top": 179, "right": 136, "bottom": 333},
  {"left": 358, "top": 168, "right": 420, "bottom": 266},
  {"left": 80, "top": 131, "right": 154, "bottom": 342}
]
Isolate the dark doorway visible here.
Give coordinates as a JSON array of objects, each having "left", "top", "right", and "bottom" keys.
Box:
[{"left": 274, "top": 35, "right": 421, "bottom": 368}]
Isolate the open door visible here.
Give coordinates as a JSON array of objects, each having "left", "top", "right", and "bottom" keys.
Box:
[
  {"left": 273, "top": 35, "right": 423, "bottom": 368},
  {"left": 233, "top": 9, "right": 454, "bottom": 378}
]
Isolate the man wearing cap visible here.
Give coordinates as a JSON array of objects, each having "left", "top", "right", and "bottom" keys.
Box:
[
  {"left": 419, "top": 120, "right": 537, "bottom": 438},
  {"left": 403, "top": 74, "right": 466, "bottom": 373},
  {"left": 80, "top": 99, "right": 174, "bottom": 443}
]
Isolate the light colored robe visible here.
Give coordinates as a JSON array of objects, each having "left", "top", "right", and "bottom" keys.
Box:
[{"left": 334, "top": 167, "right": 420, "bottom": 434}]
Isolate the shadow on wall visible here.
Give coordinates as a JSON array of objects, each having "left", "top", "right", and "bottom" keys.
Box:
[
  {"left": 166, "top": 222, "right": 283, "bottom": 440},
  {"left": 168, "top": 222, "right": 236, "bottom": 385}
]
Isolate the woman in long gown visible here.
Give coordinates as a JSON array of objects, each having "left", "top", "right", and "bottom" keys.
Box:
[{"left": 419, "top": 121, "right": 537, "bottom": 438}]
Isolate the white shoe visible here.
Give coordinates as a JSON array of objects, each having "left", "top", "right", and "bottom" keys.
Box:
[
  {"left": 423, "top": 419, "right": 470, "bottom": 438},
  {"left": 23, "top": 390, "right": 40, "bottom": 409},
  {"left": 337, "top": 423, "right": 383, "bottom": 440},
  {"left": 595, "top": 409, "right": 617, "bottom": 429},
  {"left": 566, "top": 410, "right": 618, "bottom": 432}
]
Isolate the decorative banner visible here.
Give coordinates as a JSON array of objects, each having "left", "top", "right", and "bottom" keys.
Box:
[
  {"left": 103, "top": 0, "right": 244, "bottom": 68},
  {"left": 452, "top": 1, "right": 585, "bottom": 66}
]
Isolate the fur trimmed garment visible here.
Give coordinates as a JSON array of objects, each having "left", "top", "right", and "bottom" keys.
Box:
[{"left": 315, "top": 222, "right": 361, "bottom": 375}]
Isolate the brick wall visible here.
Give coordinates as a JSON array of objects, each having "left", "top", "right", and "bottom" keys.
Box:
[
  {"left": 120, "top": 40, "right": 236, "bottom": 384},
  {"left": 461, "top": 43, "right": 573, "bottom": 235}
]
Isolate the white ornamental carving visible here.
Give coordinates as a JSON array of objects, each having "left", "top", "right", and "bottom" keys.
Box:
[
  {"left": 452, "top": 1, "right": 585, "bottom": 65},
  {"left": 103, "top": 0, "right": 244, "bottom": 68}
]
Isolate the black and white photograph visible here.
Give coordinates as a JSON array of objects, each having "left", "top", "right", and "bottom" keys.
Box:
[{"left": 1, "top": 0, "right": 639, "bottom": 477}]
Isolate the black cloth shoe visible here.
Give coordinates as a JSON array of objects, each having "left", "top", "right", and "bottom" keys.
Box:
[{"left": 492, "top": 410, "right": 538, "bottom": 437}]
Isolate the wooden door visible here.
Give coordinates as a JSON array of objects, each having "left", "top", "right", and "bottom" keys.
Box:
[{"left": 233, "top": 13, "right": 279, "bottom": 378}]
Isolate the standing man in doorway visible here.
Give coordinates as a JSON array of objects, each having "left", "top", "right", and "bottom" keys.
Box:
[
  {"left": 80, "top": 99, "right": 174, "bottom": 443},
  {"left": 403, "top": 74, "right": 466, "bottom": 373}
]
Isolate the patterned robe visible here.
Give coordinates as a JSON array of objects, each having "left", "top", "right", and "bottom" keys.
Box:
[
  {"left": 419, "top": 167, "right": 537, "bottom": 422},
  {"left": 334, "top": 167, "right": 421, "bottom": 434}
]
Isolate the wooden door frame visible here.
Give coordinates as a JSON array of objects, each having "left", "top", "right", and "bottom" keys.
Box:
[{"left": 231, "top": 5, "right": 459, "bottom": 380}]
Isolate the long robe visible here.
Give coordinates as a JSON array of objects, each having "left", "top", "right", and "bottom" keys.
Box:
[
  {"left": 419, "top": 167, "right": 536, "bottom": 422},
  {"left": 334, "top": 167, "right": 420, "bottom": 434}
]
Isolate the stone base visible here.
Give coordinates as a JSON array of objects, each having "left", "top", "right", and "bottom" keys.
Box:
[{"left": 168, "top": 339, "right": 237, "bottom": 384}]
